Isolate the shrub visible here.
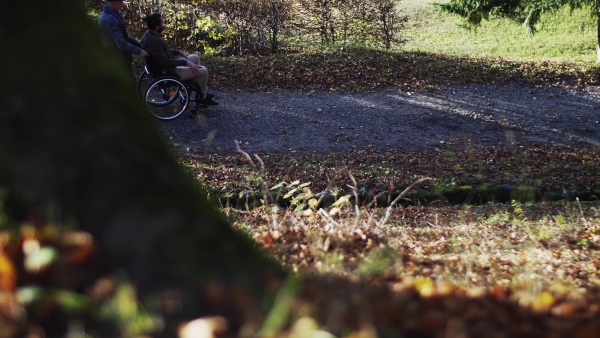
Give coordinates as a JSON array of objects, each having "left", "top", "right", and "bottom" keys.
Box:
[{"left": 106, "top": 0, "right": 406, "bottom": 55}]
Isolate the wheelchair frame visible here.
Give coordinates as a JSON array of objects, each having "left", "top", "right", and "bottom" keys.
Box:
[{"left": 137, "top": 66, "right": 207, "bottom": 120}]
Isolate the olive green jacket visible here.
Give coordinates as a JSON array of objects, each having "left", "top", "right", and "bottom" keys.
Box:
[{"left": 140, "top": 31, "right": 186, "bottom": 72}]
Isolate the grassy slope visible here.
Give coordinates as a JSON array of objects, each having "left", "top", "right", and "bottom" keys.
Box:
[
  {"left": 202, "top": 1, "right": 598, "bottom": 93},
  {"left": 400, "top": 0, "right": 597, "bottom": 61}
]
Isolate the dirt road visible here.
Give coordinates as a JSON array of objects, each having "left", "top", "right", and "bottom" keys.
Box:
[{"left": 160, "top": 83, "right": 600, "bottom": 155}]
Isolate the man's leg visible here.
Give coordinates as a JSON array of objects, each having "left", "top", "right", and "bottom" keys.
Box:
[
  {"left": 186, "top": 55, "right": 212, "bottom": 98},
  {"left": 186, "top": 54, "right": 201, "bottom": 65},
  {"left": 176, "top": 55, "right": 215, "bottom": 102},
  {"left": 175, "top": 66, "right": 208, "bottom": 99}
]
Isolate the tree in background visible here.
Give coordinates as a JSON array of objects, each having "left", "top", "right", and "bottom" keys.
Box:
[
  {"left": 439, "top": 0, "right": 600, "bottom": 62},
  {"left": 372, "top": 0, "right": 407, "bottom": 49},
  {"left": 262, "top": 0, "right": 294, "bottom": 53},
  {"left": 215, "top": 0, "right": 293, "bottom": 54},
  {"left": 295, "top": 0, "right": 337, "bottom": 45},
  {"left": 335, "top": 0, "right": 363, "bottom": 45},
  {"left": 294, "top": 0, "right": 405, "bottom": 49},
  {"left": 214, "top": 0, "right": 261, "bottom": 54},
  {"left": 96, "top": 0, "right": 406, "bottom": 55}
]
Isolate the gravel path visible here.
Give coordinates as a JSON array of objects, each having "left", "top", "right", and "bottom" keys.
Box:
[{"left": 160, "top": 83, "right": 600, "bottom": 156}]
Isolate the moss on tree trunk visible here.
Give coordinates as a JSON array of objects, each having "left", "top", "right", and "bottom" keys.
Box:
[{"left": 0, "top": 0, "right": 285, "bottom": 328}]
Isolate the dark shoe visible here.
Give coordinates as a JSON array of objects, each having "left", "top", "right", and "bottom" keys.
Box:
[
  {"left": 195, "top": 93, "right": 214, "bottom": 102},
  {"left": 203, "top": 97, "right": 218, "bottom": 105}
]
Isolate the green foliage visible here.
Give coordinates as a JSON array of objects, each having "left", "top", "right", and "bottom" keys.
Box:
[
  {"left": 258, "top": 276, "right": 301, "bottom": 335},
  {"left": 438, "top": 0, "right": 599, "bottom": 39},
  {"left": 330, "top": 194, "right": 352, "bottom": 207},
  {"left": 576, "top": 238, "right": 590, "bottom": 246},
  {"left": 122, "top": 0, "right": 406, "bottom": 55},
  {"left": 271, "top": 180, "right": 315, "bottom": 210},
  {"left": 357, "top": 247, "right": 395, "bottom": 276},
  {"left": 116, "top": 0, "right": 598, "bottom": 60},
  {"left": 194, "top": 16, "right": 235, "bottom": 55},
  {"left": 555, "top": 214, "right": 569, "bottom": 228},
  {"left": 17, "top": 287, "right": 93, "bottom": 315},
  {"left": 294, "top": 0, "right": 407, "bottom": 50},
  {"left": 101, "top": 279, "right": 154, "bottom": 337},
  {"left": 87, "top": 9, "right": 100, "bottom": 20},
  {"left": 511, "top": 200, "right": 535, "bottom": 223},
  {"left": 402, "top": 0, "right": 597, "bottom": 61},
  {"left": 16, "top": 279, "right": 154, "bottom": 337}
]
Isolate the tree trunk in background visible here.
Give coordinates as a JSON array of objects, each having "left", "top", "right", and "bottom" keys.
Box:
[
  {"left": 597, "top": 14, "right": 600, "bottom": 62},
  {"left": 1, "top": 0, "right": 284, "bottom": 325}
]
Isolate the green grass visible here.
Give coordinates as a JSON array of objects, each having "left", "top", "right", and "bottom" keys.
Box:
[{"left": 399, "top": 0, "right": 597, "bottom": 61}]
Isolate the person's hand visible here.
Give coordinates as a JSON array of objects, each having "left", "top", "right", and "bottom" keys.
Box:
[
  {"left": 187, "top": 60, "right": 198, "bottom": 73},
  {"left": 180, "top": 51, "right": 189, "bottom": 58},
  {"left": 139, "top": 50, "right": 149, "bottom": 58}
]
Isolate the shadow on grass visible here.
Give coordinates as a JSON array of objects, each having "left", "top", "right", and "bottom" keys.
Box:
[{"left": 205, "top": 48, "right": 600, "bottom": 93}]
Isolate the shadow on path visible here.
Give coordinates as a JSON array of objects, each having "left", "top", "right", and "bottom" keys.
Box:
[{"left": 162, "top": 83, "right": 600, "bottom": 155}]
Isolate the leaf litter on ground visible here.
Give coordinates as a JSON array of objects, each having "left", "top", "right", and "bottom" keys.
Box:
[{"left": 10, "top": 49, "right": 600, "bottom": 337}]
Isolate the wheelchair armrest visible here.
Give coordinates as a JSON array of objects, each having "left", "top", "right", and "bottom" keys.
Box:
[{"left": 144, "top": 65, "right": 179, "bottom": 79}]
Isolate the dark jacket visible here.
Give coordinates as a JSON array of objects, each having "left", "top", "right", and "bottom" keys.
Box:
[
  {"left": 140, "top": 31, "right": 186, "bottom": 73},
  {"left": 99, "top": 4, "right": 142, "bottom": 66}
]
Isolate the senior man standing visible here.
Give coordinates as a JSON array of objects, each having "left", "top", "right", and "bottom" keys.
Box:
[{"left": 99, "top": 0, "right": 148, "bottom": 75}]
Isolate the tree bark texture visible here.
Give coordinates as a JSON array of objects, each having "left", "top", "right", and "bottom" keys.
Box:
[{"left": 0, "top": 0, "right": 284, "bottom": 317}]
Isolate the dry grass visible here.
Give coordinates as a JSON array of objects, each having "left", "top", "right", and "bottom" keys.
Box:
[
  {"left": 231, "top": 196, "right": 600, "bottom": 290},
  {"left": 192, "top": 142, "right": 600, "bottom": 336},
  {"left": 223, "top": 193, "right": 600, "bottom": 336}
]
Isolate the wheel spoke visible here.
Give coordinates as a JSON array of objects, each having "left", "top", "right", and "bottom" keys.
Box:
[{"left": 144, "top": 77, "right": 189, "bottom": 120}]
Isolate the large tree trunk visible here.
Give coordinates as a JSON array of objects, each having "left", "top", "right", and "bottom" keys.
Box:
[{"left": 1, "top": 0, "right": 284, "bottom": 331}]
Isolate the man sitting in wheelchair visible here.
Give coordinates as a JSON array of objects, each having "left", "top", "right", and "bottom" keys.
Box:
[{"left": 141, "top": 13, "right": 218, "bottom": 106}]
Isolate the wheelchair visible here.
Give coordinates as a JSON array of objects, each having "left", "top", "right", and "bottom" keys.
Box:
[{"left": 137, "top": 65, "right": 207, "bottom": 120}]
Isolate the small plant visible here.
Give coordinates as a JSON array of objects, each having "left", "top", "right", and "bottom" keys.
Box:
[
  {"left": 270, "top": 180, "right": 315, "bottom": 211},
  {"left": 356, "top": 247, "right": 395, "bottom": 276}
]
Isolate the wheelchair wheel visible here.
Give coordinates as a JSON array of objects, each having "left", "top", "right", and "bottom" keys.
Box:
[
  {"left": 187, "top": 109, "right": 197, "bottom": 119},
  {"left": 144, "top": 77, "right": 189, "bottom": 120},
  {"left": 137, "top": 70, "right": 153, "bottom": 98}
]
